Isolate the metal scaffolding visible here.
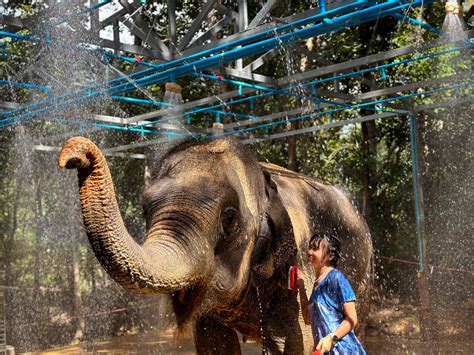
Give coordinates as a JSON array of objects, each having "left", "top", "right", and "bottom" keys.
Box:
[{"left": 1, "top": 0, "right": 473, "bottom": 153}]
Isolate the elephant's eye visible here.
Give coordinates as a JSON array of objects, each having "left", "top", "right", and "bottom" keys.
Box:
[{"left": 221, "top": 207, "right": 239, "bottom": 236}]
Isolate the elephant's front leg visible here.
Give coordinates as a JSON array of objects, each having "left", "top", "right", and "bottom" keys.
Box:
[{"left": 194, "top": 316, "right": 241, "bottom": 355}]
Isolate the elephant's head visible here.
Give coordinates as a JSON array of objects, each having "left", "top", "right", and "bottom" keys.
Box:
[{"left": 59, "top": 137, "right": 294, "bottom": 327}]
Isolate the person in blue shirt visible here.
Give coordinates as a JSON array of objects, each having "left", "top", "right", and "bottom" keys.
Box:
[{"left": 296, "top": 234, "right": 366, "bottom": 354}]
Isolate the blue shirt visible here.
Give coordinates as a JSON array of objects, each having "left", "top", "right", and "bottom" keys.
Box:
[{"left": 308, "top": 269, "right": 366, "bottom": 355}]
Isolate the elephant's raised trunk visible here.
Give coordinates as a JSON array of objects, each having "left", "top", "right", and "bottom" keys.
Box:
[{"left": 58, "top": 137, "right": 210, "bottom": 294}]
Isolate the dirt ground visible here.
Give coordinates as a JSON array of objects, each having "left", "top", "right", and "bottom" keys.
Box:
[{"left": 30, "top": 303, "right": 473, "bottom": 354}]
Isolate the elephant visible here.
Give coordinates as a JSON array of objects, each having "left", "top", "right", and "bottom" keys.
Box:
[{"left": 58, "top": 136, "right": 373, "bottom": 354}]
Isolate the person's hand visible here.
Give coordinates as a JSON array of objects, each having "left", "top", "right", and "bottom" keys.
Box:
[
  {"left": 295, "top": 266, "right": 303, "bottom": 280},
  {"left": 315, "top": 335, "right": 333, "bottom": 354},
  {"left": 295, "top": 267, "right": 305, "bottom": 288}
]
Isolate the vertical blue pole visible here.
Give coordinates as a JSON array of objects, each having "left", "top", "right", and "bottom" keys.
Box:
[
  {"left": 409, "top": 113, "right": 424, "bottom": 272},
  {"left": 318, "top": 0, "right": 326, "bottom": 13}
]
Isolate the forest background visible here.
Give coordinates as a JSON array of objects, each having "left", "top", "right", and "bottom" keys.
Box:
[{"left": 0, "top": 0, "right": 472, "bottom": 352}]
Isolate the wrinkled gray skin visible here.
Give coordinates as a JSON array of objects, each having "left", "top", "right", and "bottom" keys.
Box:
[{"left": 58, "top": 136, "right": 373, "bottom": 354}]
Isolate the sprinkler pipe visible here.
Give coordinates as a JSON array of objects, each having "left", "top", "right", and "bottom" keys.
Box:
[
  {"left": 111, "top": 95, "right": 258, "bottom": 120},
  {"left": 130, "top": 44, "right": 470, "bottom": 127},
  {"left": 191, "top": 72, "right": 347, "bottom": 108},
  {"left": 130, "top": 78, "right": 472, "bottom": 130},
  {"left": 80, "top": 0, "right": 369, "bottom": 99},
  {"left": 0, "top": 0, "right": 111, "bottom": 48},
  {"left": 0, "top": 0, "right": 441, "bottom": 123},
  {"left": 0, "top": 80, "right": 53, "bottom": 97},
  {"left": 105, "top": 0, "right": 438, "bottom": 97},
  {"left": 298, "top": 44, "right": 471, "bottom": 89},
  {"left": 112, "top": 42, "right": 469, "bottom": 124},
  {"left": 216, "top": 81, "right": 474, "bottom": 138},
  {"left": 318, "top": 0, "right": 327, "bottom": 14},
  {"left": 409, "top": 113, "right": 425, "bottom": 272},
  {"left": 108, "top": 0, "right": 367, "bottom": 74},
  {"left": 391, "top": 13, "right": 443, "bottom": 35},
  {"left": 2, "top": 81, "right": 471, "bottom": 134},
  {"left": 2, "top": 37, "right": 469, "bottom": 124},
  {"left": 6, "top": 0, "right": 434, "bottom": 115},
  {"left": 0, "top": 30, "right": 46, "bottom": 44}
]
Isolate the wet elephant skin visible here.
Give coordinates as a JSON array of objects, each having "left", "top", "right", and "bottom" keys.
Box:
[{"left": 58, "top": 136, "right": 373, "bottom": 354}]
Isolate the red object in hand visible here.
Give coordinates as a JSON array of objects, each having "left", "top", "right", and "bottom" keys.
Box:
[
  {"left": 288, "top": 266, "right": 299, "bottom": 290},
  {"left": 312, "top": 350, "right": 322, "bottom": 355},
  {"left": 217, "top": 75, "right": 223, "bottom": 80}
]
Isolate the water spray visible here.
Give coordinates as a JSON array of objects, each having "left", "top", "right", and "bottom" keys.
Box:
[{"left": 442, "top": 1, "right": 468, "bottom": 42}]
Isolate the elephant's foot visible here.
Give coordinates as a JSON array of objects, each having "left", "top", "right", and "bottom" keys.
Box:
[{"left": 194, "top": 316, "right": 241, "bottom": 355}]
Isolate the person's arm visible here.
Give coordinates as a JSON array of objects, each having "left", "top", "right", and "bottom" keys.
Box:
[
  {"left": 296, "top": 279, "right": 311, "bottom": 325},
  {"left": 316, "top": 301, "right": 358, "bottom": 353},
  {"left": 295, "top": 268, "right": 311, "bottom": 325}
]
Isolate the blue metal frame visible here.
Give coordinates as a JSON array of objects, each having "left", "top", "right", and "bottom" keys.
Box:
[{"left": 1, "top": 0, "right": 442, "bottom": 126}]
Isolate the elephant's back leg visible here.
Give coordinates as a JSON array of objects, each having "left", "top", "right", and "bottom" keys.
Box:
[{"left": 194, "top": 316, "right": 241, "bottom": 355}]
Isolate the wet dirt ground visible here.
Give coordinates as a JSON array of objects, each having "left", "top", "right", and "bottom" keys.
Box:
[
  {"left": 29, "top": 303, "right": 473, "bottom": 354},
  {"left": 30, "top": 332, "right": 474, "bottom": 354}
]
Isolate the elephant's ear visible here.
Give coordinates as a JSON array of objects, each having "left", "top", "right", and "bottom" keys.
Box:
[{"left": 251, "top": 170, "right": 297, "bottom": 286}]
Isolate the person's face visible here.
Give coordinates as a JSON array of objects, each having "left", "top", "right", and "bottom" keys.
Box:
[{"left": 307, "top": 241, "right": 325, "bottom": 271}]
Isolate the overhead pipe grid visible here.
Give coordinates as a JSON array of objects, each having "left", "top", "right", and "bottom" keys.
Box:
[{"left": 1, "top": 0, "right": 441, "bottom": 128}]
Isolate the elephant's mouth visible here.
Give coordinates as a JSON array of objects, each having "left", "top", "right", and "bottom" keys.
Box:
[{"left": 172, "top": 283, "right": 208, "bottom": 328}]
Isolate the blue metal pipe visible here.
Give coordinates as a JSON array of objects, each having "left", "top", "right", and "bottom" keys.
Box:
[
  {"left": 0, "top": 1, "right": 400, "bottom": 117},
  {"left": 3, "top": 36, "right": 464, "bottom": 123},
  {"left": 0, "top": 30, "right": 45, "bottom": 43},
  {"left": 318, "top": 0, "right": 327, "bottom": 14},
  {"left": 111, "top": 95, "right": 258, "bottom": 120},
  {"left": 111, "top": 0, "right": 434, "bottom": 96},
  {"left": 112, "top": 0, "right": 367, "bottom": 74},
  {"left": 111, "top": 95, "right": 172, "bottom": 107},
  {"left": 0, "top": 80, "right": 53, "bottom": 96},
  {"left": 392, "top": 13, "right": 443, "bottom": 35},
  {"left": 4, "top": 0, "right": 366, "bottom": 116},
  {"left": 299, "top": 45, "right": 468, "bottom": 89},
  {"left": 218, "top": 81, "right": 473, "bottom": 137},
  {"left": 6, "top": 0, "right": 434, "bottom": 121},
  {"left": 1, "top": 0, "right": 438, "bottom": 123},
  {"left": 409, "top": 113, "right": 425, "bottom": 272},
  {"left": 192, "top": 72, "right": 341, "bottom": 109},
  {"left": 3, "top": 81, "right": 471, "bottom": 135}
]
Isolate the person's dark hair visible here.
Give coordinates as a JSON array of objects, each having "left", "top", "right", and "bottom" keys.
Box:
[{"left": 308, "top": 233, "right": 342, "bottom": 267}]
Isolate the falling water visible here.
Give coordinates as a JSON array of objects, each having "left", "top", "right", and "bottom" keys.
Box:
[
  {"left": 441, "top": 1, "right": 468, "bottom": 43},
  {"left": 0, "top": 2, "right": 170, "bottom": 352}
]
